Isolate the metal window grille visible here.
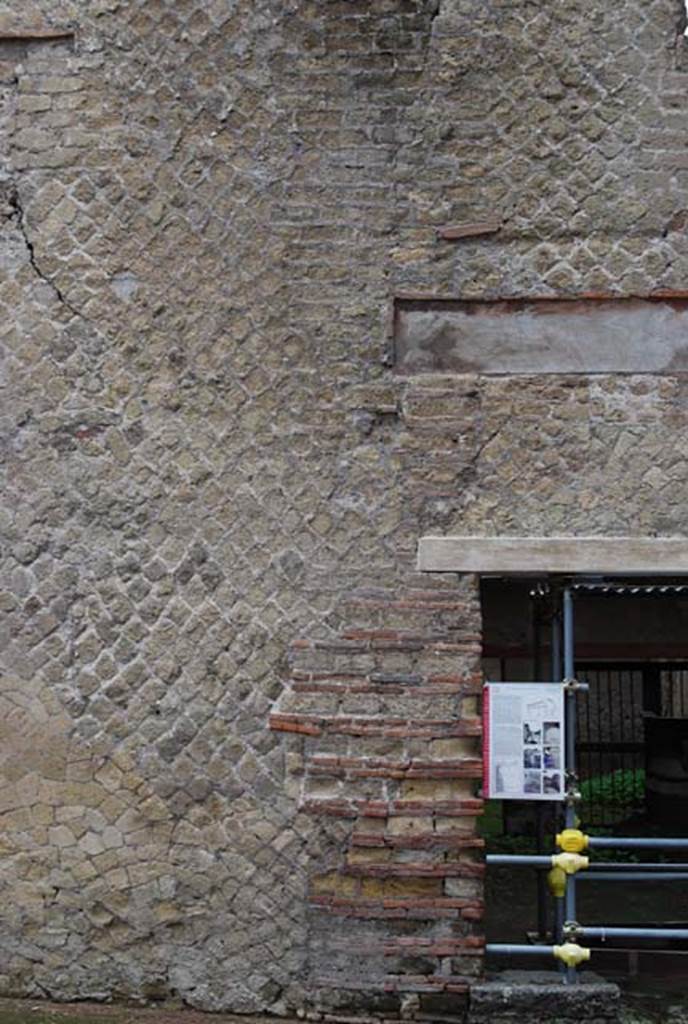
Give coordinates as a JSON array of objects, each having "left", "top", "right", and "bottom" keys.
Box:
[{"left": 576, "top": 663, "right": 688, "bottom": 827}]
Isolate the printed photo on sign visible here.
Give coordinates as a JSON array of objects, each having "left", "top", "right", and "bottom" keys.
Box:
[
  {"left": 523, "top": 748, "right": 542, "bottom": 769},
  {"left": 523, "top": 722, "right": 541, "bottom": 745},
  {"left": 544, "top": 722, "right": 561, "bottom": 745},
  {"left": 524, "top": 770, "right": 542, "bottom": 794},
  {"left": 543, "top": 772, "right": 561, "bottom": 795},
  {"left": 495, "top": 762, "right": 520, "bottom": 794}
]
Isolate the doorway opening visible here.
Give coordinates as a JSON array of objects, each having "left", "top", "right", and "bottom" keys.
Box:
[{"left": 480, "top": 575, "right": 688, "bottom": 984}]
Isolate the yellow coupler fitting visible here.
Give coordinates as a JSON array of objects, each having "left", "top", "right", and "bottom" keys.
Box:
[
  {"left": 553, "top": 943, "right": 591, "bottom": 968},
  {"left": 557, "top": 828, "right": 589, "bottom": 853},
  {"left": 551, "top": 852, "right": 589, "bottom": 874},
  {"left": 547, "top": 865, "right": 567, "bottom": 899}
]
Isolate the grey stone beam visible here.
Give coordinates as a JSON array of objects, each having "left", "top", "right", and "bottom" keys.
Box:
[
  {"left": 393, "top": 295, "right": 688, "bottom": 375},
  {"left": 417, "top": 536, "right": 688, "bottom": 575}
]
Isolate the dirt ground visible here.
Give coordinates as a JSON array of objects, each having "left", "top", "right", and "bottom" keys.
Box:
[
  {"left": 0, "top": 992, "right": 684, "bottom": 1024},
  {"left": 0, "top": 999, "right": 296, "bottom": 1024}
]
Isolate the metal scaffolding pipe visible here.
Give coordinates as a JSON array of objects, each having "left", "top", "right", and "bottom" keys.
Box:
[
  {"left": 486, "top": 855, "right": 554, "bottom": 867},
  {"left": 563, "top": 588, "right": 576, "bottom": 833},
  {"left": 588, "top": 837, "right": 688, "bottom": 850},
  {"left": 554, "top": 896, "right": 565, "bottom": 946},
  {"left": 580, "top": 927, "right": 688, "bottom": 941},
  {"left": 552, "top": 596, "right": 563, "bottom": 971},
  {"left": 578, "top": 872, "right": 688, "bottom": 882},
  {"left": 563, "top": 587, "right": 576, "bottom": 985},
  {"left": 587, "top": 862, "right": 688, "bottom": 871},
  {"left": 486, "top": 858, "right": 688, "bottom": 876},
  {"left": 486, "top": 944, "right": 555, "bottom": 956},
  {"left": 533, "top": 593, "right": 548, "bottom": 943}
]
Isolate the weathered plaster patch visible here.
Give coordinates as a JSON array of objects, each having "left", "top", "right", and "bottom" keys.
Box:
[{"left": 109, "top": 271, "right": 140, "bottom": 302}]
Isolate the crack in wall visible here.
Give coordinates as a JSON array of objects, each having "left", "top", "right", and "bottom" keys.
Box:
[
  {"left": 473, "top": 425, "right": 501, "bottom": 463},
  {"left": 9, "top": 188, "right": 85, "bottom": 322}
]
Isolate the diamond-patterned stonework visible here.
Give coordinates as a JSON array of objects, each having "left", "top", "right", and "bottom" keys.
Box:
[{"left": 3, "top": 0, "right": 688, "bottom": 1014}]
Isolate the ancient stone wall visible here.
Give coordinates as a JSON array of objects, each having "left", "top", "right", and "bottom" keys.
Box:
[{"left": 2, "top": 0, "right": 688, "bottom": 1015}]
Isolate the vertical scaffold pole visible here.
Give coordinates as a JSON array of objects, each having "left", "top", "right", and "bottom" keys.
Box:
[
  {"left": 533, "top": 591, "right": 548, "bottom": 942},
  {"left": 563, "top": 586, "right": 577, "bottom": 984},
  {"left": 551, "top": 597, "right": 565, "bottom": 952}
]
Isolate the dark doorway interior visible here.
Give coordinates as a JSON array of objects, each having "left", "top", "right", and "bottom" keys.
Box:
[
  {"left": 481, "top": 578, "right": 688, "bottom": 837},
  {"left": 480, "top": 576, "right": 688, "bottom": 983},
  {"left": 577, "top": 662, "right": 688, "bottom": 830}
]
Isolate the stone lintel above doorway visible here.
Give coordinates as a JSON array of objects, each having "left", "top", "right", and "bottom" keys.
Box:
[{"left": 417, "top": 536, "right": 688, "bottom": 576}]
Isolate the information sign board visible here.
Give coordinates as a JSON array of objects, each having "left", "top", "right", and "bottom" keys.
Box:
[{"left": 483, "top": 682, "right": 565, "bottom": 800}]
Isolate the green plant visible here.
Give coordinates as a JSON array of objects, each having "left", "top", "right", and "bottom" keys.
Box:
[{"left": 580, "top": 767, "right": 645, "bottom": 807}]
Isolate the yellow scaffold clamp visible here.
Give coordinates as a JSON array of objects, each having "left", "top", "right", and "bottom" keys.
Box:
[
  {"left": 553, "top": 943, "right": 591, "bottom": 968},
  {"left": 551, "top": 852, "right": 589, "bottom": 874},
  {"left": 556, "top": 828, "right": 589, "bottom": 853},
  {"left": 547, "top": 865, "right": 566, "bottom": 899}
]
